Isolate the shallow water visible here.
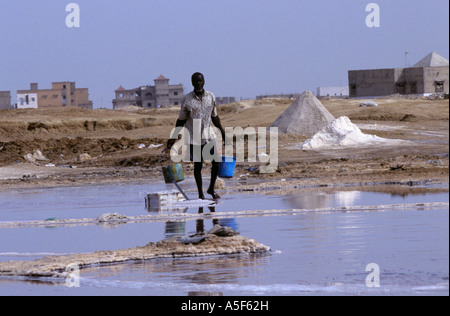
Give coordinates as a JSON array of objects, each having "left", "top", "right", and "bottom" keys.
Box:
[{"left": 0, "top": 180, "right": 448, "bottom": 296}]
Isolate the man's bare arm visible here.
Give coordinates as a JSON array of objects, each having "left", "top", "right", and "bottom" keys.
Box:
[
  {"left": 167, "top": 119, "right": 187, "bottom": 149},
  {"left": 211, "top": 115, "right": 226, "bottom": 141}
]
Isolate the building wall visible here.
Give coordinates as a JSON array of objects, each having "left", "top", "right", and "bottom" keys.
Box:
[
  {"left": 35, "top": 89, "right": 62, "bottom": 108},
  {"left": 140, "top": 86, "right": 156, "bottom": 108},
  {"left": 16, "top": 82, "right": 93, "bottom": 109},
  {"left": 348, "top": 68, "right": 397, "bottom": 97},
  {"left": 349, "top": 66, "right": 449, "bottom": 97},
  {"left": 74, "top": 88, "right": 93, "bottom": 109},
  {"left": 113, "top": 89, "right": 137, "bottom": 109},
  {"left": 316, "top": 86, "right": 349, "bottom": 98},
  {"left": 423, "top": 66, "right": 449, "bottom": 94},
  {"left": 52, "top": 82, "right": 75, "bottom": 106},
  {"left": 168, "top": 84, "right": 183, "bottom": 106},
  {"left": 394, "top": 68, "right": 424, "bottom": 95},
  {"left": 17, "top": 92, "right": 38, "bottom": 109},
  {"left": 154, "top": 78, "right": 170, "bottom": 107},
  {"left": 216, "top": 96, "right": 236, "bottom": 105},
  {"left": 0, "top": 91, "right": 11, "bottom": 110}
]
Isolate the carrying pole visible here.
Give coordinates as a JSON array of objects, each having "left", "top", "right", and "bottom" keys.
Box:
[{"left": 172, "top": 181, "right": 190, "bottom": 201}]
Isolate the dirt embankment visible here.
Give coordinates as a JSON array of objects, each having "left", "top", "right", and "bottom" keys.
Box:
[{"left": 0, "top": 97, "right": 448, "bottom": 190}]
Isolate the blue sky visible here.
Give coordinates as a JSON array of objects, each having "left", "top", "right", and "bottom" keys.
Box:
[{"left": 1, "top": 0, "right": 448, "bottom": 108}]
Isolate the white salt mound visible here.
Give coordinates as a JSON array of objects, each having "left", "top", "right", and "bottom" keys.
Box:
[{"left": 299, "top": 116, "right": 402, "bottom": 150}]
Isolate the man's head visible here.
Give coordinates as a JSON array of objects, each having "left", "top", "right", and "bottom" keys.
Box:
[{"left": 191, "top": 72, "right": 205, "bottom": 93}]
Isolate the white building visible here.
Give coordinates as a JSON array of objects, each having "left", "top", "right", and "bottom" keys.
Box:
[
  {"left": 316, "top": 86, "right": 349, "bottom": 98},
  {"left": 17, "top": 93, "right": 38, "bottom": 109}
]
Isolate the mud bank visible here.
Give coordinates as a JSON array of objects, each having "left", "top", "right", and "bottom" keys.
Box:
[{"left": 0, "top": 229, "right": 270, "bottom": 278}]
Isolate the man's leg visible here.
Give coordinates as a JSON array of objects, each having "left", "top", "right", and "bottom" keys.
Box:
[
  {"left": 207, "top": 161, "right": 221, "bottom": 199},
  {"left": 191, "top": 144, "right": 205, "bottom": 200},
  {"left": 194, "top": 161, "right": 205, "bottom": 199}
]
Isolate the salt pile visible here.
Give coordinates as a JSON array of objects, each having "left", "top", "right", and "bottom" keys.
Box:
[
  {"left": 299, "top": 116, "right": 403, "bottom": 150},
  {"left": 271, "top": 91, "right": 335, "bottom": 137}
]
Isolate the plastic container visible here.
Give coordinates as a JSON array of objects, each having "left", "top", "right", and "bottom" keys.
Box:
[
  {"left": 219, "top": 156, "right": 237, "bottom": 178},
  {"left": 162, "top": 163, "right": 185, "bottom": 183}
]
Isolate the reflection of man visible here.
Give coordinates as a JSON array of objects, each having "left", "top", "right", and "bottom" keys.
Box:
[
  {"left": 197, "top": 206, "right": 218, "bottom": 233},
  {"left": 167, "top": 72, "right": 226, "bottom": 200}
]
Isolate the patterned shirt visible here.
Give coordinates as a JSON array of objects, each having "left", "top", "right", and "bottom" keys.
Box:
[{"left": 178, "top": 90, "right": 218, "bottom": 145}]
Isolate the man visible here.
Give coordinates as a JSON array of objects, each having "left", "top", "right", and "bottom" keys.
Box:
[{"left": 167, "top": 72, "right": 226, "bottom": 200}]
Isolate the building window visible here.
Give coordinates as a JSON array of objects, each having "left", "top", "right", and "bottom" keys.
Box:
[
  {"left": 119, "top": 93, "right": 124, "bottom": 98},
  {"left": 42, "top": 95, "right": 48, "bottom": 99},
  {"left": 174, "top": 91, "right": 178, "bottom": 96},
  {"left": 147, "top": 103, "right": 152, "bottom": 107},
  {"left": 435, "top": 81, "right": 444, "bottom": 92},
  {"left": 396, "top": 82, "right": 406, "bottom": 94}
]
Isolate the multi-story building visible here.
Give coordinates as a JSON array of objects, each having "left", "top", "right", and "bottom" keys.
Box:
[
  {"left": 348, "top": 52, "right": 449, "bottom": 98},
  {"left": 16, "top": 82, "right": 93, "bottom": 109},
  {"left": 113, "top": 75, "right": 184, "bottom": 109},
  {"left": 0, "top": 91, "right": 11, "bottom": 110}
]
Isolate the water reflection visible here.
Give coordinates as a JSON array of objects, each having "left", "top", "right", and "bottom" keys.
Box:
[
  {"left": 164, "top": 205, "right": 239, "bottom": 239},
  {"left": 285, "top": 190, "right": 361, "bottom": 210},
  {"left": 284, "top": 187, "right": 448, "bottom": 210}
]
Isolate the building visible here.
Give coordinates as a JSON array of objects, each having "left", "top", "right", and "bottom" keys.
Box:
[
  {"left": 113, "top": 75, "right": 184, "bottom": 109},
  {"left": 16, "top": 82, "right": 93, "bottom": 109},
  {"left": 256, "top": 93, "right": 299, "bottom": 100},
  {"left": 348, "top": 52, "right": 449, "bottom": 98},
  {"left": 216, "top": 96, "right": 236, "bottom": 105},
  {"left": 0, "top": 91, "right": 11, "bottom": 110},
  {"left": 316, "top": 86, "right": 349, "bottom": 98}
]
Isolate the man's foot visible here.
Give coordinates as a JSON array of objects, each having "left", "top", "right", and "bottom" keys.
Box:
[
  {"left": 207, "top": 189, "right": 220, "bottom": 200},
  {"left": 199, "top": 193, "right": 206, "bottom": 200}
]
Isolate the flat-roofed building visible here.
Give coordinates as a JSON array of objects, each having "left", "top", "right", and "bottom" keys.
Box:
[
  {"left": 16, "top": 82, "right": 93, "bottom": 109},
  {"left": 348, "top": 52, "right": 449, "bottom": 97}
]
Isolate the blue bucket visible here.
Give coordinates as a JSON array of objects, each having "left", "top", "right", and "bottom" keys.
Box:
[{"left": 219, "top": 156, "right": 237, "bottom": 178}]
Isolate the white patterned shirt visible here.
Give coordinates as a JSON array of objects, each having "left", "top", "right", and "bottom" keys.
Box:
[{"left": 178, "top": 90, "right": 218, "bottom": 145}]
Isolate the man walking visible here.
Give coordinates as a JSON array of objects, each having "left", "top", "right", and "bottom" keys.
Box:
[{"left": 167, "top": 72, "right": 226, "bottom": 200}]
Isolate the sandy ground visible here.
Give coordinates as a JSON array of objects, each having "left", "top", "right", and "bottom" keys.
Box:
[{"left": 0, "top": 96, "right": 448, "bottom": 192}]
